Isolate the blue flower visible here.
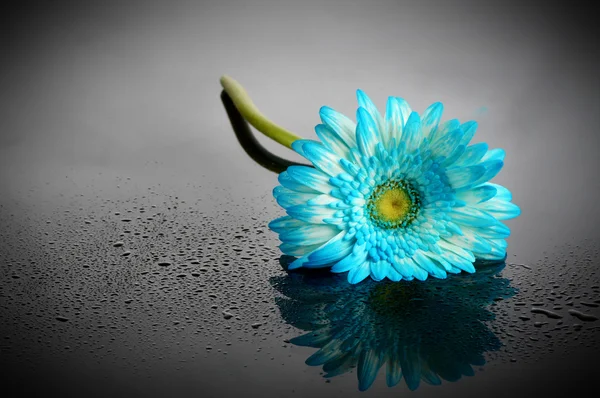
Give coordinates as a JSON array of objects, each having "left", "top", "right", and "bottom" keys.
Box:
[{"left": 269, "top": 91, "right": 520, "bottom": 284}]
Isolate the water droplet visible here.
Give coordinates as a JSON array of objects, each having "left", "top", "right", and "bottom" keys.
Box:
[
  {"left": 568, "top": 309, "right": 598, "bottom": 322},
  {"left": 530, "top": 307, "right": 562, "bottom": 319}
]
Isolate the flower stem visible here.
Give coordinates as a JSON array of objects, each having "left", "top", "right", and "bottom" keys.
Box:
[{"left": 220, "top": 75, "right": 303, "bottom": 149}]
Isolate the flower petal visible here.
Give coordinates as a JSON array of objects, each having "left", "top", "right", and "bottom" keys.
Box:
[
  {"left": 357, "top": 89, "right": 385, "bottom": 135},
  {"left": 319, "top": 106, "right": 357, "bottom": 147},
  {"left": 301, "top": 141, "right": 345, "bottom": 177},
  {"left": 286, "top": 165, "right": 332, "bottom": 194},
  {"left": 348, "top": 261, "right": 371, "bottom": 284},
  {"left": 401, "top": 111, "right": 422, "bottom": 153},
  {"left": 454, "top": 142, "right": 488, "bottom": 167},
  {"left": 273, "top": 186, "right": 318, "bottom": 208},
  {"left": 278, "top": 224, "right": 341, "bottom": 246},
  {"left": 278, "top": 171, "right": 320, "bottom": 193},
  {"left": 356, "top": 107, "right": 380, "bottom": 158},
  {"left": 475, "top": 199, "right": 521, "bottom": 220},
  {"left": 459, "top": 120, "right": 478, "bottom": 146},
  {"left": 488, "top": 182, "right": 512, "bottom": 201},
  {"left": 445, "top": 165, "right": 485, "bottom": 190},
  {"left": 279, "top": 242, "right": 323, "bottom": 257},
  {"left": 370, "top": 261, "right": 388, "bottom": 281},
  {"left": 455, "top": 184, "right": 497, "bottom": 204},
  {"left": 315, "top": 123, "right": 351, "bottom": 159},
  {"left": 421, "top": 102, "right": 443, "bottom": 139},
  {"left": 331, "top": 243, "right": 368, "bottom": 273},
  {"left": 305, "top": 231, "right": 354, "bottom": 267},
  {"left": 286, "top": 204, "right": 339, "bottom": 224},
  {"left": 268, "top": 215, "right": 305, "bottom": 233},
  {"left": 413, "top": 251, "right": 447, "bottom": 279},
  {"left": 450, "top": 206, "right": 498, "bottom": 228},
  {"left": 429, "top": 127, "right": 463, "bottom": 160}
]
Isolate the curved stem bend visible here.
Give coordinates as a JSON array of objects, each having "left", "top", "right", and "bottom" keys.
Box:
[{"left": 220, "top": 75, "right": 303, "bottom": 149}]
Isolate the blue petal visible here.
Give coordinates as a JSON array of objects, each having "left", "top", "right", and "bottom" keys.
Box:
[
  {"left": 443, "top": 231, "right": 492, "bottom": 254},
  {"left": 437, "top": 239, "right": 476, "bottom": 262},
  {"left": 278, "top": 224, "right": 340, "bottom": 246},
  {"left": 286, "top": 165, "right": 332, "bottom": 194},
  {"left": 445, "top": 165, "right": 485, "bottom": 190},
  {"left": 347, "top": 261, "right": 370, "bottom": 284},
  {"left": 305, "top": 232, "right": 354, "bottom": 267},
  {"left": 386, "top": 266, "right": 402, "bottom": 282},
  {"left": 401, "top": 111, "right": 422, "bottom": 153},
  {"left": 268, "top": 215, "right": 305, "bottom": 233},
  {"left": 474, "top": 239, "right": 507, "bottom": 260},
  {"left": 279, "top": 242, "right": 322, "bottom": 257},
  {"left": 273, "top": 186, "right": 317, "bottom": 208},
  {"left": 476, "top": 199, "right": 521, "bottom": 220},
  {"left": 441, "top": 143, "right": 466, "bottom": 168},
  {"left": 481, "top": 148, "right": 505, "bottom": 162},
  {"left": 488, "top": 182, "right": 513, "bottom": 201},
  {"left": 468, "top": 221, "right": 510, "bottom": 239},
  {"left": 471, "top": 159, "right": 503, "bottom": 186},
  {"left": 331, "top": 243, "right": 368, "bottom": 273},
  {"left": 286, "top": 204, "right": 338, "bottom": 224},
  {"left": 421, "top": 102, "right": 443, "bottom": 139},
  {"left": 413, "top": 251, "right": 447, "bottom": 279},
  {"left": 455, "top": 184, "right": 497, "bottom": 204},
  {"left": 391, "top": 256, "right": 414, "bottom": 279},
  {"left": 291, "top": 138, "right": 318, "bottom": 158},
  {"left": 357, "top": 89, "right": 385, "bottom": 135},
  {"left": 393, "top": 97, "right": 412, "bottom": 128},
  {"left": 449, "top": 206, "right": 498, "bottom": 227},
  {"left": 370, "top": 261, "right": 387, "bottom": 281},
  {"left": 288, "top": 256, "right": 310, "bottom": 270},
  {"left": 301, "top": 141, "right": 345, "bottom": 177},
  {"left": 454, "top": 142, "right": 488, "bottom": 167},
  {"left": 319, "top": 106, "right": 357, "bottom": 147},
  {"left": 430, "top": 119, "right": 459, "bottom": 144},
  {"left": 315, "top": 123, "right": 351, "bottom": 159},
  {"left": 427, "top": 251, "right": 475, "bottom": 273},
  {"left": 356, "top": 107, "right": 380, "bottom": 158},
  {"left": 383, "top": 97, "right": 404, "bottom": 150},
  {"left": 278, "top": 171, "right": 320, "bottom": 193},
  {"left": 306, "top": 194, "right": 339, "bottom": 206},
  {"left": 408, "top": 258, "right": 429, "bottom": 281},
  {"left": 459, "top": 120, "right": 478, "bottom": 146},
  {"left": 429, "top": 127, "right": 463, "bottom": 160}
]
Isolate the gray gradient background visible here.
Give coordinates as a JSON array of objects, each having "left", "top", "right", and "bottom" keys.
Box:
[{"left": 1, "top": 0, "right": 599, "bottom": 397}]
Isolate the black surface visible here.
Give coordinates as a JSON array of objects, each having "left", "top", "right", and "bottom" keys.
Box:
[{"left": 1, "top": 1, "right": 599, "bottom": 397}]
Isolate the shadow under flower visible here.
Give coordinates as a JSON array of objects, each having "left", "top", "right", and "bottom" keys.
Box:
[{"left": 271, "top": 259, "right": 516, "bottom": 392}]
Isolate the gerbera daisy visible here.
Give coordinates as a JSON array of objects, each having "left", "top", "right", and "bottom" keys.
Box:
[{"left": 220, "top": 76, "right": 520, "bottom": 284}]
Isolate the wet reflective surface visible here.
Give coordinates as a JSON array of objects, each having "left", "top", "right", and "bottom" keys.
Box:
[
  {"left": 1, "top": 1, "right": 599, "bottom": 397},
  {"left": 273, "top": 261, "right": 516, "bottom": 391}
]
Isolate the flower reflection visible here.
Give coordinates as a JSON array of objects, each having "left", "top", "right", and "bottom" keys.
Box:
[{"left": 271, "top": 259, "right": 516, "bottom": 391}]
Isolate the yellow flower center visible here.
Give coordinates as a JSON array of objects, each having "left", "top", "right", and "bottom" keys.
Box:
[
  {"left": 366, "top": 179, "right": 420, "bottom": 229},
  {"left": 374, "top": 189, "right": 411, "bottom": 223}
]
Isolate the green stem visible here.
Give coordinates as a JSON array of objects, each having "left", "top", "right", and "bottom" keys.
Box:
[{"left": 220, "top": 75, "right": 304, "bottom": 149}]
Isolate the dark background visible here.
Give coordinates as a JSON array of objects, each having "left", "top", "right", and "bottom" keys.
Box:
[{"left": 1, "top": 1, "right": 599, "bottom": 397}]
